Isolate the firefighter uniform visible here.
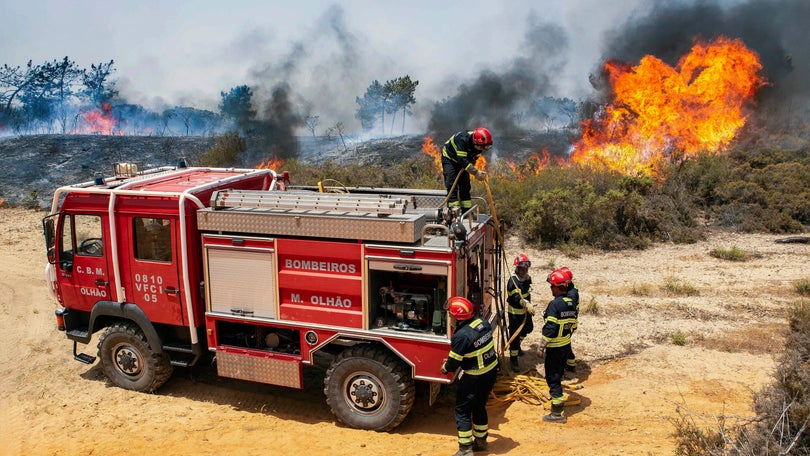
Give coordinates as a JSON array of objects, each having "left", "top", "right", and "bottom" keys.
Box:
[
  {"left": 441, "top": 130, "right": 483, "bottom": 210},
  {"left": 565, "top": 284, "right": 580, "bottom": 373},
  {"left": 441, "top": 317, "right": 499, "bottom": 453},
  {"left": 541, "top": 292, "right": 578, "bottom": 422},
  {"left": 506, "top": 272, "right": 533, "bottom": 366}
]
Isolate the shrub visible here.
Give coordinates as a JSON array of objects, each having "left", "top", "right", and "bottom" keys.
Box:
[
  {"left": 197, "top": 133, "right": 246, "bottom": 167},
  {"left": 795, "top": 279, "right": 810, "bottom": 297},
  {"left": 670, "top": 330, "right": 687, "bottom": 346},
  {"left": 709, "top": 246, "right": 751, "bottom": 261},
  {"left": 582, "top": 296, "right": 599, "bottom": 315},
  {"left": 662, "top": 277, "right": 700, "bottom": 296}
]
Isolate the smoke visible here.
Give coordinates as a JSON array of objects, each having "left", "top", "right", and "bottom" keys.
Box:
[
  {"left": 596, "top": 0, "right": 810, "bottom": 128},
  {"left": 245, "top": 5, "right": 380, "bottom": 159},
  {"left": 426, "top": 14, "right": 569, "bottom": 139}
]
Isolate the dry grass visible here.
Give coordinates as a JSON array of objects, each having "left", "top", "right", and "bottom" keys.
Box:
[{"left": 695, "top": 323, "right": 788, "bottom": 355}]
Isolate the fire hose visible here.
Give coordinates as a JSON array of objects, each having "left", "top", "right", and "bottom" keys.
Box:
[
  {"left": 480, "top": 176, "right": 584, "bottom": 410},
  {"left": 489, "top": 369, "right": 583, "bottom": 408},
  {"left": 444, "top": 171, "right": 531, "bottom": 372}
]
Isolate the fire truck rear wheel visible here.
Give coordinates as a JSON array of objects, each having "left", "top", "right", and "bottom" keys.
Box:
[
  {"left": 97, "top": 321, "right": 173, "bottom": 393},
  {"left": 324, "top": 344, "right": 415, "bottom": 431}
]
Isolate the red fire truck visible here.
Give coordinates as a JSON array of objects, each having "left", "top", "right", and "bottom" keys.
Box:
[{"left": 43, "top": 163, "right": 503, "bottom": 431}]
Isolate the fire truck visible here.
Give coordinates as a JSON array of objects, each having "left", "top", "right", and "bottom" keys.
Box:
[{"left": 42, "top": 162, "right": 503, "bottom": 431}]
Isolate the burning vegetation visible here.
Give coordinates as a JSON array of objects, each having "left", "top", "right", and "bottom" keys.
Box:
[{"left": 572, "top": 37, "right": 767, "bottom": 177}]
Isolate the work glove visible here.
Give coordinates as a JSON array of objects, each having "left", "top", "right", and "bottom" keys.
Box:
[
  {"left": 440, "top": 360, "right": 448, "bottom": 375},
  {"left": 537, "top": 337, "right": 548, "bottom": 356},
  {"left": 475, "top": 170, "right": 487, "bottom": 181},
  {"left": 520, "top": 299, "right": 531, "bottom": 314}
]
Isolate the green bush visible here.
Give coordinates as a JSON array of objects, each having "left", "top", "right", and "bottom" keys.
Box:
[
  {"left": 709, "top": 246, "right": 751, "bottom": 261},
  {"left": 197, "top": 133, "right": 247, "bottom": 167}
]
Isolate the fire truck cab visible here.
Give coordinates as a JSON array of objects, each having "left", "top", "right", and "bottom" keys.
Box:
[{"left": 43, "top": 163, "right": 501, "bottom": 431}]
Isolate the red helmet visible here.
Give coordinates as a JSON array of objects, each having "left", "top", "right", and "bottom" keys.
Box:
[
  {"left": 513, "top": 253, "right": 531, "bottom": 269},
  {"left": 471, "top": 128, "right": 493, "bottom": 146},
  {"left": 547, "top": 269, "right": 571, "bottom": 287},
  {"left": 558, "top": 266, "right": 573, "bottom": 281},
  {"left": 447, "top": 296, "right": 474, "bottom": 321}
]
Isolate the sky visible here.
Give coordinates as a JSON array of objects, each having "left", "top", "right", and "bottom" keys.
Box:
[
  {"left": 2, "top": 0, "right": 807, "bottom": 136},
  {"left": 1, "top": 0, "right": 653, "bottom": 132}
]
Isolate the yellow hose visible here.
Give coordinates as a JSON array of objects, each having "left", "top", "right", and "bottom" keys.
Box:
[{"left": 489, "top": 369, "right": 582, "bottom": 409}]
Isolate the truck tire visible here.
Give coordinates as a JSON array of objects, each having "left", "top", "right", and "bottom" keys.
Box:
[
  {"left": 324, "top": 344, "right": 415, "bottom": 431},
  {"left": 97, "top": 321, "right": 173, "bottom": 393}
]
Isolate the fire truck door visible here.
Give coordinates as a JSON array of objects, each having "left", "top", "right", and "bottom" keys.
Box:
[
  {"left": 126, "top": 216, "right": 183, "bottom": 325},
  {"left": 56, "top": 213, "right": 111, "bottom": 309}
]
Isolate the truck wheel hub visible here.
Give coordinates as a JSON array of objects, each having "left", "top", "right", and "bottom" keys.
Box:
[
  {"left": 347, "top": 374, "right": 383, "bottom": 412},
  {"left": 113, "top": 344, "right": 143, "bottom": 377}
]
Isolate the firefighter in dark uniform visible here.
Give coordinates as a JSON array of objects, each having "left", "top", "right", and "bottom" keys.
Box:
[
  {"left": 441, "top": 296, "right": 499, "bottom": 455},
  {"left": 506, "top": 253, "right": 534, "bottom": 372},
  {"left": 539, "top": 267, "right": 579, "bottom": 423},
  {"left": 441, "top": 128, "right": 492, "bottom": 211},
  {"left": 558, "top": 266, "right": 579, "bottom": 375}
]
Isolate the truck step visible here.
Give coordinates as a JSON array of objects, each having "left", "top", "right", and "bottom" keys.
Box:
[
  {"left": 74, "top": 353, "right": 97, "bottom": 364},
  {"left": 169, "top": 359, "right": 192, "bottom": 367},
  {"left": 162, "top": 343, "right": 194, "bottom": 354},
  {"left": 66, "top": 329, "right": 89, "bottom": 339},
  {"left": 72, "top": 341, "right": 96, "bottom": 364}
]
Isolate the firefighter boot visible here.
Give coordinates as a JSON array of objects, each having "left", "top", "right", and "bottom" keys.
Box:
[
  {"left": 472, "top": 437, "right": 488, "bottom": 452},
  {"left": 452, "top": 444, "right": 474, "bottom": 456},
  {"left": 543, "top": 402, "right": 567, "bottom": 424},
  {"left": 510, "top": 356, "right": 520, "bottom": 372}
]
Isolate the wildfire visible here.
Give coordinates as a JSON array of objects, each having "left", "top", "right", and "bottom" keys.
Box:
[
  {"left": 421, "top": 136, "right": 442, "bottom": 174},
  {"left": 80, "top": 103, "right": 119, "bottom": 135},
  {"left": 257, "top": 155, "right": 285, "bottom": 170},
  {"left": 572, "top": 36, "right": 766, "bottom": 176},
  {"left": 475, "top": 155, "right": 487, "bottom": 170}
]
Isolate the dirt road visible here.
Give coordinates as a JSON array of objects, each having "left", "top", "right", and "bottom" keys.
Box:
[{"left": 2, "top": 207, "right": 806, "bottom": 455}]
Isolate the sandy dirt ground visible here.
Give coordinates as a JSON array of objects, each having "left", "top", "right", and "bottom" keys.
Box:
[{"left": 1, "top": 206, "right": 807, "bottom": 456}]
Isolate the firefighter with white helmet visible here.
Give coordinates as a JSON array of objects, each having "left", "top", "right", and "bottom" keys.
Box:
[
  {"left": 506, "top": 253, "right": 534, "bottom": 372},
  {"left": 440, "top": 296, "right": 499, "bottom": 455},
  {"left": 441, "top": 127, "right": 492, "bottom": 211},
  {"left": 539, "top": 267, "right": 579, "bottom": 423}
]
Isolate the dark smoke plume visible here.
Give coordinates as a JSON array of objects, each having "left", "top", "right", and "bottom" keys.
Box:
[
  {"left": 246, "top": 5, "right": 368, "bottom": 161},
  {"left": 427, "top": 15, "right": 569, "bottom": 140}
]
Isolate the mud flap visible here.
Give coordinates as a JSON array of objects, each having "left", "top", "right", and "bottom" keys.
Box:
[{"left": 429, "top": 382, "right": 441, "bottom": 406}]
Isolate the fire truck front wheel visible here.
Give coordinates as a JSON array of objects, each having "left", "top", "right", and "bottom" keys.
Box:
[
  {"left": 324, "top": 344, "right": 415, "bottom": 431},
  {"left": 97, "top": 321, "right": 173, "bottom": 393}
]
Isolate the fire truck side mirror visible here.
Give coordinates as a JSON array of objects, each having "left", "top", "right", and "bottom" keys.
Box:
[{"left": 42, "top": 216, "right": 57, "bottom": 264}]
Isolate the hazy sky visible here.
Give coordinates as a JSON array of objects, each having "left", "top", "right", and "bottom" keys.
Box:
[{"left": 1, "top": 0, "right": 657, "bottom": 129}]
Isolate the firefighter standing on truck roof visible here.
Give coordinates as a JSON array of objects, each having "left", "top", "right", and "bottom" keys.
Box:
[
  {"left": 506, "top": 253, "right": 534, "bottom": 372},
  {"left": 441, "top": 296, "right": 499, "bottom": 456},
  {"left": 538, "top": 267, "right": 579, "bottom": 423},
  {"left": 441, "top": 128, "right": 492, "bottom": 211}
]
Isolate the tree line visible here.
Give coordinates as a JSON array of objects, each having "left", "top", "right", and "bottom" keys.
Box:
[{"left": 2, "top": 56, "right": 582, "bottom": 137}]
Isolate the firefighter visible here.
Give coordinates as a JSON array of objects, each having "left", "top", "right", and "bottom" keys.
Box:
[
  {"left": 441, "top": 296, "right": 499, "bottom": 455},
  {"left": 538, "top": 267, "right": 579, "bottom": 423},
  {"left": 506, "top": 253, "right": 534, "bottom": 372},
  {"left": 441, "top": 128, "right": 492, "bottom": 211},
  {"left": 558, "top": 266, "right": 579, "bottom": 376}
]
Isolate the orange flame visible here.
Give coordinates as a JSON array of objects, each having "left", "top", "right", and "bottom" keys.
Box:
[
  {"left": 475, "top": 155, "right": 487, "bottom": 170},
  {"left": 572, "top": 36, "right": 766, "bottom": 176},
  {"left": 80, "top": 103, "right": 119, "bottom": 135},
  {"left": 421, "top": 136, "right": 442, "bottom": 173},
  {"left": 257, "top": 155, "right": 285, "bottom": 170}
]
